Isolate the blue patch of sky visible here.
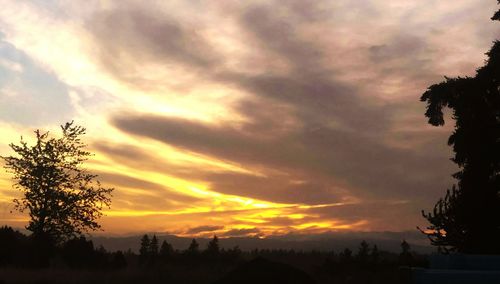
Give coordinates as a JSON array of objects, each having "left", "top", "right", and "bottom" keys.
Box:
[{"left": 0, "top": 33, "right": 74, "bottom": 126}]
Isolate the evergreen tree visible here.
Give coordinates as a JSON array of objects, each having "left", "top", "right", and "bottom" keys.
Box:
[
  {"left": 339, "top": 248, "right": 352, "bottom": 262},
  {"left": 160, "top": 240, "right": 174, "bottom": 258},
  {"left": 371, "top": 244, "right": 379, "bottom": 265},
  {"left": 187, "top": 239, "right": 199, "bottom": 255},
  {"left": 139, "top": 234, "right": 150, "bottom": 258},
  {"left": 97, "top": 245, "right": 107, "bottom": 254},
  {"left": 61, "top": 236, "right": 95, "bottom": 268},
  {"left": 401, "top": 240, "right": 410, "bottom": 254},
  {"left": 206, "top": 235, "right": 220, "bottom": 256},
  {"left": 493, "top": 0, "right": 500, "bottom": 21},
  {"left": 150, "top": 235, "right": 159, "bottom": 257},
  {"left": 227, "top": 245, "right": 242, "bottom": 260},
  {"left": 399, "top": 240, "right": 413, "bottom": 266},
  {"left": 110, "top": 251, "right": 127, "bottom": 269},
  {"left": 357, "top": 240, "right": 370, "bottom": 263},
  {"left": 420, "top": 3, "right": 500, "bottom": 254}
]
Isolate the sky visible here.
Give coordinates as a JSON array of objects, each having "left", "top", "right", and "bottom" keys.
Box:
[{"left": 0, "top": 0, "right": 498, "bottom": 238}]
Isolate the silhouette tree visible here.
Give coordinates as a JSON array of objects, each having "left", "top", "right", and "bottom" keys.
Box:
[
  {"left": 493, "top": 0, "right": 500, "bottom": 21},
  {"left": 159, "top": 240, "right": 174, "bottom": 259},
  {"left": 186, "top": 238, "right": 199, "bottom": 255},
  {"left": 150, "top": 234, "right": 159, "bottom": 257},
  {"left": 61, "top": 236, "right": 95, "bottom": 268},
  {"left": 1, "top": 122, "right": 113, "bottom": 244},
  {"left": 206, "top": 235, "right": 220, "bottom": 256},
  {"left": 419, "top": 4, "right": 500, "bottom": 254},
  {"left": 371, "top": 244, "right": 379, "bottom": 265},
  {"left": 339, "top": 248, "right": 352, "bottom": 263},
  {"left": 0, "top": 226, "right": 29, "bottom": 267},
  {"left": 226, "top": 245, "right": 242, "bottom": 260},
  {"left": 110, "top": 251, "right": 127, "bottom": 269},
  {"left": 139, "top": 234, "right": 150, "bottom": 259},
  {"left": 399, "top": 240, "right": 413, "bottom": 266},
  {"left": 357, "top": 240, "right": 370, "bottom": 263}
]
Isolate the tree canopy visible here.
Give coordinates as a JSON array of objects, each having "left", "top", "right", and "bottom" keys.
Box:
[
  {"left": 419, "top": 4, "right": 500, "bottom": 253},
  {"left": 1, "top": 122, "right": 113, "bottom": 244}
]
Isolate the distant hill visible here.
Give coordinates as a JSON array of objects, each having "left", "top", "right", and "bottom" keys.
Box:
[{"left": 90, "top": 230, "right": 434, "bottom": 254}]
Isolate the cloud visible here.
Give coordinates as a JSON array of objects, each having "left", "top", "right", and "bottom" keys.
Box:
[
  {"left": 203, "top": 173, "right": 347, "bottom": 205},
  {"left": 97, "top": 1, "right": 457, "bottom": 231},
  {"left": 0, "top": 57, "right": 23, "bottom": 73},
  {"left": 221, "top": 227, "right": 261, "bottom": 237},
  {"left": 0, "top": 39, "right": 73, "bottom": 125},
  {"left": 86, "top": 3, "right": 220, "bottom": 90},
  {"left": 100, "top": 0, "right": 470, "bottom": 229},
  {"left": 111, "top": 112, "right": 452, "bottom": 203},
  {"left": 186, "top": 225, "right": 224, "bottom": 234},
  {"left": 1, "top": 0, "right": 498, "bottom": 234},
  {"left": 97, "top": 172, "right": 202, "bottom": 205}
]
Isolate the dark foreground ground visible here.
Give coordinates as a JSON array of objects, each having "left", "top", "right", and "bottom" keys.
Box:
[{"left": 0, "top": 254, "right": 420, "bottom": 284}]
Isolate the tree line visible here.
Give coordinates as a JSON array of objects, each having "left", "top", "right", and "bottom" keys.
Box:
[
  {"left": 0, "top": 226, "right": 424, "bottom": 270},
  {"left": 0, "top": 226, "right": 125, "bottom": 269}
]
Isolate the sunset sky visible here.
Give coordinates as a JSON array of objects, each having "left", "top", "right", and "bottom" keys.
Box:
[{"left": 0, "top": 0, "right": 498, "bottom": 237}]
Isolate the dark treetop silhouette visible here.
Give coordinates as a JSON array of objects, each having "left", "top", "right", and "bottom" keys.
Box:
[
  {"left": 419, "top": 2, "right": 500, "bottom": 254},
  {"left": 1, "top": 122, "right": 113, "bottom": 245}
]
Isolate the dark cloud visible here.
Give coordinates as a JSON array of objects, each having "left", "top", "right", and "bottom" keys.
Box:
[
  {"left": 86, "top": 3, "right": 219, "bottom": 89},
  {"left": 369, "top": 35, "right": 428, "bottom": 64},
  {"left": 221, "top": 227, "right": 261, "bottom": 237},
  {"left": 93, "top": 142, "right": 146, "bottom": 163},
  {"left": 306, "top": 201, "right": 429, "bottom": 231},
  {"left": 223, "top": 4, "right": 394, "bottom": 133},
  {"left": 186, "top": 225, "right": 224, "bottom": 234},
  {"left": 112, "top": 113, "right": 453, "bottom": 203},
  {"left": 367, "top": 35, "right": 444, "bottom": 91},
  {"left": 239, "top": 4, "right": 325, "bottom": 71},
  {"left": 204, "top": 173, "right": 346, "bottom": 205}
]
